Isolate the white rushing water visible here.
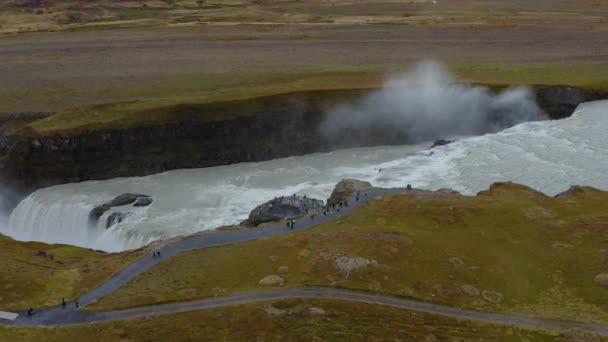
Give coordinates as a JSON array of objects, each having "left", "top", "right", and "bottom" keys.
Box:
[{"left": 3, "top": 100, "right": 608, "bottom": 252}]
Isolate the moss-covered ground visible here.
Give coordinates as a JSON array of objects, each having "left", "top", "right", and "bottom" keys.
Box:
[
  {"left": 89, "top": 183, "right": 608, "bottom": 323},
  {"left": 0, "top": 234, "right": 141, "bottom": 311}
]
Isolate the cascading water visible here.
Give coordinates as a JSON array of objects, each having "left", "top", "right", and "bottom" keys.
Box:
[{"left": 3, "top": 100, "right": 607, "bottom": 252}]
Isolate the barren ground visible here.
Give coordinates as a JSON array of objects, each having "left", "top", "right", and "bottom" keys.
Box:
[{"left": 1, "top": 23, "right": 607, "bottom": 114}]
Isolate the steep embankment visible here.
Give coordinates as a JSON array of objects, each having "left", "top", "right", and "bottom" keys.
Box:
[{"left": 0, "top": 86, "right": 605, "bottom": 194}]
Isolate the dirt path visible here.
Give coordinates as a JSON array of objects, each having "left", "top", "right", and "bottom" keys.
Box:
[{"left": 9, "top": 287, "right": 608, "bottom": 333}]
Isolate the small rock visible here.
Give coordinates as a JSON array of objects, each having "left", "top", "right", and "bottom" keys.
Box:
[
  {"left": 449, "top": 257, "right": 465, "bottom": 268},
  {"left": 35, "top": 250, "right": 54, "bottom": 259},
  {"left": 298, "top": 249, "right": 310, "bottom": 258},
  {"left": 461, "top": 284, "right": 480, "bottom": 296},
  {"left": 259, "top": 275, "right": 284, "bottom": 286},
  {"left": 335, "top": 256, "right": 376, "bottom": 274},
  {"left": 277, "top": 266, "right": 289, "bottom": 273},
  {"left": 268, "top": 256, "right": 280, "bottom": 262},
  {"left": 308, "top": 307, "right": 326, "bottom": 315},
  {"left": 263, "top": 305, "right": 287, "bottom": 315},
  {"left": 481, "top": 290, "right": 503, "bottom": 303},
  {"left": 594, "top": 274, "right": 608, "bottom": 287},
  {"left": 552, "top": 242, "right": 575, "bottom": 250}
]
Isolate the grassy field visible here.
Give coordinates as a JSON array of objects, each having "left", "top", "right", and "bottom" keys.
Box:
[
  {"left": 2, "top": 0, "right": 608, "bottom": 34},
  {"left": 89, "top": 183, "right": 608, "bottom": 323},
  {"left": 0, "top": 234, "right": 141, "bottom": 311},
  {"left": 20, "top": 61, "right": 608, "bottom": 135},
  {"left": 0, "top": 298, "right": 573, "bottom": 341}
]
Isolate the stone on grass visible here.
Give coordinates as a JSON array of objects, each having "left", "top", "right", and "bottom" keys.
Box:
[
  {"left": 263, "top": 305, "right": 287, "bottom": 316},
  {"left": 335, "top": 256, "right": 376, "bottom": 274},
  {"left": 277, "top": 266, "right": 289, "bottom": 273},
  {"left": 594, "top": 273, "right": 608, "bottom": 287},
  {"left": 449, "top": 257, "right": 464, "bottom": 268},
  {"left": 481, "top": 290, "right": 503, "bottom": 303},
  {"left": 308, "top": 307, "right": 326, "bottom": 315},
  {"left": 461, "top": 284, "right": 480, "bottom": 296},
  {"left": 298, "top": 249, "right": 310, "bottom": 258},
  {"left": 259, "top": 275, "right": 284, "bottom": 286}
]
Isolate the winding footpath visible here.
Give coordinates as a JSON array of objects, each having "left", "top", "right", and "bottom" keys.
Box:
[{"left": 3, "top": 187, "right": 608, "bottom": 334}]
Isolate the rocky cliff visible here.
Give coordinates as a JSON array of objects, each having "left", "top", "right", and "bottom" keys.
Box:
[{"left": 0, "top": 86, "right": 605, "bottom": 197}]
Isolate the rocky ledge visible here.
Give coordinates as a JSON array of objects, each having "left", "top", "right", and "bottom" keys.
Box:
[
  {"left": 242, "top": 195, "right": 324, "bottom": 227},
  {"left": 89, "top": 193, "right": 152, "bottom": 227}
]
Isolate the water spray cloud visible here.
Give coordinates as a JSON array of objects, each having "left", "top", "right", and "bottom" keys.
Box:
[{"left": 321, "top": 61, "right": 547, "bottom": 143}]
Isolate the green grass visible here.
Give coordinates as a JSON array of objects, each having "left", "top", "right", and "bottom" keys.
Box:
[
  {"left": 0, "top": 298, "right": 567, "bottom": 341},
  {"left": 89, "top": 183, "right": 608, "bottom": 323},
  {"left": 22, "top": 62, "right": 608, "bottom": 136},
  {"left": 0, "top": 234, "right": 141, "bottom": 311}
]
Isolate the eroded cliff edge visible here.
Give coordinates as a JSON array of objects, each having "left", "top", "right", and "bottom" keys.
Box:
[{"left": 0, "top": 86, "right": 605, "bottom": 195}]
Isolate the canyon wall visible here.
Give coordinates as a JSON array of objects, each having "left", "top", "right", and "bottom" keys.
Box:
[{"left": 0, "top": 86, "right": 605, "bottom": 195}]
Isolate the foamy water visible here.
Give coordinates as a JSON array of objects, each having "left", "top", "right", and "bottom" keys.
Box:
[{"left": 3, "top": 101, "right": 608, "bottom": 252}]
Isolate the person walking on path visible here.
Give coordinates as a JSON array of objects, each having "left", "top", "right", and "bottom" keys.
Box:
[
  {"left": 75, "top": 299, "right": 79, "bottom": 309},
  {"left": 61, "top": 298, "right": 66, "bottom": 309},
  {"left": 27, "top": 307, "right": 33, "bottom": 317}
]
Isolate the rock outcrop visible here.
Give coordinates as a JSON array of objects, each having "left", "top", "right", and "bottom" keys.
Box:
[
  {"left": 106, "top": 212, "right": 132, "bottom": 229},
  {"left": 89, "top": 193, "right": 151, "bottom": 224},
  {"left": 243, "top": 195, "right": 324, "bottom": 227},
  {"left": 326, "top": 179, "right": 372, "bottom": 207},
  {"left": 430, "top": 139, "right": 454, "bottom": 149}
]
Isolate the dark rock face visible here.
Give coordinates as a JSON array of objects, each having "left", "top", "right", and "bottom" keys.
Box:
[
  {"left": 108, "top": 193, "right": 149, "bottom": 207},
  {"left": 106, "top": 212, "right": 132, "bottom": 229},
  {"left": 327, "top": 179, "right": 372, "bottom": 207},
  {"left": 244, "top": 195, "right": 324, "bottom": 227},
  {"left": 0, "top": 86, "right": 605, "bottom": 198},
  {"left": 89, "top": 193, "right": 151, "bottom": 224},
  {"left": 133, "top": 197, "right": 153, "bottom": 207},
  {"left": 535, "top": 86, "right": 607, "bottom": 119},
  {"left": 430, "top": 139, "right": 454, "bottom": 149}
]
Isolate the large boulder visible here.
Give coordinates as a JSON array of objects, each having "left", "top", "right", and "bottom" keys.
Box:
[
  {"left": 244, "top": 195, "right": 324, "bottom": 227},
  {"left": 89, "top": 193, "right": 152, "bottom": 224},
  {"left": 326, "top": 179, "right": 372, "bottom": 207}
]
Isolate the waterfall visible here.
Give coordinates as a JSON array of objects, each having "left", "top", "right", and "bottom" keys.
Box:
[
  {"left": 3, "top": 100, "right": 607, "bottom": 252},
  {"left": 4, "top": 189, "right": 127, "bottom": 251}
]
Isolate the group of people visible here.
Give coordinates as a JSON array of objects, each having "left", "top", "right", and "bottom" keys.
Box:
[
  {"left": 286, "top": 219, "right": 296, "bottom": 230},
  {"left": 26, "top": 297, "right": 79, "bottom": 318},
  {"left": 152, "top": 251, "right": 162, "bottom": 259}
]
